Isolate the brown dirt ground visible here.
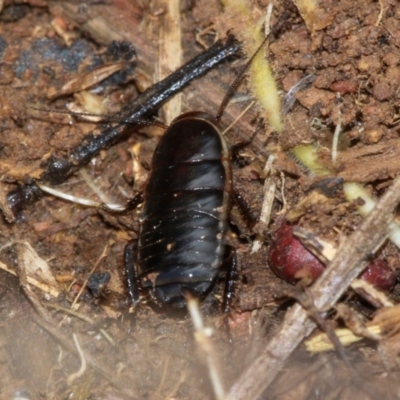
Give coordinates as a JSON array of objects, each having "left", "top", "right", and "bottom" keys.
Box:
[{"left": 0, "top": 1, "right": 400, "bottom": 399}]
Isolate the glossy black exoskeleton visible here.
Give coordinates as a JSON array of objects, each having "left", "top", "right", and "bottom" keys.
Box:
[{"left": 125, "top": 111, "right": 233, "bottom": 308}]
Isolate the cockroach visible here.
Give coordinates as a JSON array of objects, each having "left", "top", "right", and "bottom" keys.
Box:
[
  {"left": 124, "top": 111, "right": 234, "bottom": 308},
  {"left": 124, "top": 38, "right": 268, "bottom": 309}
]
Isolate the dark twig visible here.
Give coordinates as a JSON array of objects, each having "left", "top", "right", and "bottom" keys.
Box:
[{"left": 7, "top": 38, "right": 241, "bottom": 214}]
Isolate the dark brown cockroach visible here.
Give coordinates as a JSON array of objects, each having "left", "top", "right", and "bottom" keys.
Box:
[
  {"left": 124, "top": 39, "right": 268, "bottom": 309},
  {"left": 124, "top": 111, "right": 234, "bottom": 308}
]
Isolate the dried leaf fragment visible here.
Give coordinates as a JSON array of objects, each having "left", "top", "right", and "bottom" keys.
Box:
[
  {"left": 306, "top": 304, "right": 400, "bottom": 353},
  {"left": 48, "top": 62, "right": 129, "bottom": 98}
]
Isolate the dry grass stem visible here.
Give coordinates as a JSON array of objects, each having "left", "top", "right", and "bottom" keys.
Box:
[
  {"left": 67, "top": 333, "right": 87, "bottom": 386},
  {"left": 187, "top": 297, "right": 226, "bottom": 400},
  {"left": 70, "top": 244, "right": 109, "bottom": 309},
  {"left": 252, "top": 154, "right": 276, "bottom": 253},
  {"left": 48, "top": 62, "right": 129, "bottom": 99},
  {"left": 157, "top": 0, "right": 182, "bottom": 124}
]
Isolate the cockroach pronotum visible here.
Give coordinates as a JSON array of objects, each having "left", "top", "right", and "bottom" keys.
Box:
[{"left": 124, "top": 38, "right": 269, "bottom": 309}]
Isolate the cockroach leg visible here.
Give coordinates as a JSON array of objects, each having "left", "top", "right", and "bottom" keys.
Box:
[
  {"left": 222, "top": 246, "right": 239, "bottom": 314},
  {"left": 220, "top": 246, "right": 238, "bottom": 346},
  {"left": 233, "top": 190, "right": 258, "bottom": 230},
  {"left": 230, "top": 122, "right": 264, "bottom": 158},
  {"left": 123, "top": 240, "right": 140, "bottom": 309}
]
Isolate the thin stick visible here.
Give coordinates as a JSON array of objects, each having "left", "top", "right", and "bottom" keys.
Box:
[
  {"left": 79, "top": 169, "right": 113, "bottom": 205},
  {"left": 158, "top": 0, "right": 183, "bottom": 124},
  {"left": 67, "top": 333, "right": 87, "bottom": 385},
  {"left": 70, "top": 244, "right": 109, "bottom": 309},
  {"left": 331, "top": 112, "right": 342, "bottom": 165},
  {"left": 0, "top": 259, "right": 60, "bottom": 297},
  {"left": 45, "top": 303, "right": 94, "bottom": 323},
  {"left": 375, "top": 0, "right": 385, "bottom": 27},
  {"left": 187, "top": 296, "right": 226, "bottom": 400},
  {"left": 222, "top": 100, "right": 255, "bottom": 135},
  {"left": 251, "top": 154, "right": 276, "bottom": 253},
  {"left": 38, "top": 183, "right": 125, "bottom": 211},
  {"left": 44, "top": 303, "right": 117, "bottom": 346}
]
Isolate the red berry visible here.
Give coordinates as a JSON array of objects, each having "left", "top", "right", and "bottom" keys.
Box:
[
  {"left": 360, "top": 260, "right": 397, "bottom": 291},
  {"left": 268, "top": 224, "right": 324, "bottom": 283},
  {"left": 269, "top": 223, "right": 397, "bottom": 291}
]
